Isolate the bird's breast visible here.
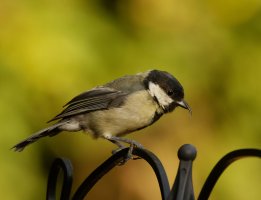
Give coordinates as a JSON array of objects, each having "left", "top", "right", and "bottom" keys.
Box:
[{"left": 82, "top": 90, "right": 163, "bottom": 137}]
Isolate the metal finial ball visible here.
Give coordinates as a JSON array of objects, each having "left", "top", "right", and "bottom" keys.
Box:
[{"left": 178, "top": 144, "right": 197, "bottom": 161}]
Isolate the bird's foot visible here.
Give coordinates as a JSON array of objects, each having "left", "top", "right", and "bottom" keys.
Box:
[
  {"left": 111, "top": 142, "right": 143, "bottom": 165},
  {"left": 118, "top": 141, "right": 143, "bottom": 165},
  {"left": 106, "top": 136, "right": 143, "bottom": 165}
]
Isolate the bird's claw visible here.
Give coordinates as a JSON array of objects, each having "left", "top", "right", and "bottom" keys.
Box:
[
  {"left": 109, "top": 138, "right": 144, "bottom": 165},
  {"left": 116, "top": 142, "right": 143, "bottom": 165}
]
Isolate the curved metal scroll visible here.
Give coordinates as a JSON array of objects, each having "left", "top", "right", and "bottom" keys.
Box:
[
  {"left": 46, "top": 145, "right": 261, "bottom": 200},
  {"left": 72, "top": 148, "right": 170, "bottom": 200},
  {"left": 46, "top": 157, "right": 73, "bottom": 200},
  {"left": 198, "top": 148, "right": 261, "bottom": 200},
  {"left": 46, "top": 147, "right": 172, "bottom": 200}
]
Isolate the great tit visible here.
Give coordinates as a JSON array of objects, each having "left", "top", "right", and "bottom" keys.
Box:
[{"left": 12, "top": 70, "right": 191, "bottom": 152}]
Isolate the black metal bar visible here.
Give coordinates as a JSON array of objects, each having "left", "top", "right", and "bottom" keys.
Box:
[
  {"left": 168, "top": 144, "right": 197, "bottom": 200},
  {"left": 198, "top": 148, "right": 261, "bottom": 200},
  {"left": 72, "top": 147, "right": 170, "bottom": 200},
  {"left": 45, "top": 146, "right": 261, "bottom": 200},
  {"left": 46, "top": 158, "right": 73, "bottom": 200}
]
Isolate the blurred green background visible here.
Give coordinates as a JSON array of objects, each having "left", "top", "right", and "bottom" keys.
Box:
[{"left": 1, "top": 0, "right": 260, "bottom": 199}]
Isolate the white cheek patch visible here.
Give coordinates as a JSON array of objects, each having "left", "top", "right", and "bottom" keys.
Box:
[{"left": 148, "top": 82, "right": 174, "bottom": 108}]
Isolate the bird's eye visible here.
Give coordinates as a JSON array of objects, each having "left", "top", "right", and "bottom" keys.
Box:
[{"left": 167, "top": 91, "right": 174, "bottom": 95}]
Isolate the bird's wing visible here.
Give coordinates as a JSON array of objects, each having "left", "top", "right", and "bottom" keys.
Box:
[{"left": 48, "top": 87, "right": 127, "bottom": 122}]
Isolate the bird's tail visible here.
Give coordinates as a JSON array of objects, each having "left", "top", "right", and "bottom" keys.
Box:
[{"left": 12, "top": 120, "right": 69, "bottom": 152}]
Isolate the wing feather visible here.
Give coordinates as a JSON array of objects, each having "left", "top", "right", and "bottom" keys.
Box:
[{"left": 48, "top": 87, "right": 127, "bottom": 122}]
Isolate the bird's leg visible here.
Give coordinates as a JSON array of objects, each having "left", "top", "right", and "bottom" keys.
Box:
[
  {"left": 109, "top": 136, "right": 143, "bottom": 162},
  {"left": 104, "top": 135, "right": 143, "bottom": 164},
  {"left": 103, "top": 135, "right": 144, "bottom": 150},
  {"left": 108, "top": 136, "right": 144, "bottom": 149},
  {"left": 108, "top": 139, "right": 126, "bottom": 154}
]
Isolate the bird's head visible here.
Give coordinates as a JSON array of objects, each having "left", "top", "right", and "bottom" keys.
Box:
[{"left": 145, "top": 70, "right": 192, "bottom": 114}]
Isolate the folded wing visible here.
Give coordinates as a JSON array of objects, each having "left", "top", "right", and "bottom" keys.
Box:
[{"left": 48, "top": 87, "right": 127, "bottom": 122}]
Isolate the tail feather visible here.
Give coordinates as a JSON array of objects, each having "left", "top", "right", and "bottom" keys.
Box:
[{"left": 12, "top": 121, "right": 68, "bottom": 152}]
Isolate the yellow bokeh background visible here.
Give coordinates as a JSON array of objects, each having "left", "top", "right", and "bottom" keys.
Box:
[{"left": 0, "top": 0, "right": 260, "bottom": 199}]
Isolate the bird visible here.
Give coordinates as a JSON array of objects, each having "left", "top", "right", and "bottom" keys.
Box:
[{"left": 12, "top": 69, "right": 191, "bottom": 155}]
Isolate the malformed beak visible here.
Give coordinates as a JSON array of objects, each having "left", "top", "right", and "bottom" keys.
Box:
[{"left": 176, "top": 100, "right": 192, "bottom": 115}]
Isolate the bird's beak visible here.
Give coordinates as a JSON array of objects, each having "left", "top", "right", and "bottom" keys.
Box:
[{"left": 176, "top": 100, "right": 192, "bottom": 115}]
